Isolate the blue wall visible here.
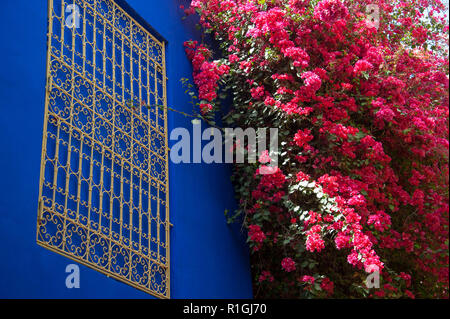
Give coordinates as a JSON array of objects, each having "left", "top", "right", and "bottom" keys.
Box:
[{"left": 0, "top": 0, "right": 252, "bottom": 298}]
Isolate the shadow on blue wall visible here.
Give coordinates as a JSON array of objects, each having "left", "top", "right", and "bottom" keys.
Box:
[{"left": 0, "top": 0, "right": 252, "bottom": 298}]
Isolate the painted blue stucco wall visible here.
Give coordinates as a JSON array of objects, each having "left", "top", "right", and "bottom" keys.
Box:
[{"left": 0, "top": 0, "right": 253, "bottom": 298}]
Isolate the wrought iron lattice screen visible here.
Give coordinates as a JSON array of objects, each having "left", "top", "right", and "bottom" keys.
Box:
[{"left": 37, "top": 0, "right": 170, "bottom": 298}]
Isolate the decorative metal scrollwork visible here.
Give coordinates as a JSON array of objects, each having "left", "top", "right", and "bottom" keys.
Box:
[{"left": 37, "top": 0, "right": 169, "bottom": 298}]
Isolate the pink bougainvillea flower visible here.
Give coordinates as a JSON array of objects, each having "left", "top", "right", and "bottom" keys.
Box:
[
  {"left": 258, "top": 150, "right": 271, "bottom": 164},
  {"left": 281, "top": 257, "right": 296, "bottom": 272}
]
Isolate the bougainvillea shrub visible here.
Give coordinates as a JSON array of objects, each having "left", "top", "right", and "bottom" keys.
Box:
[{"left": 182, "top": 0, "right": 449, "bottom": 298}]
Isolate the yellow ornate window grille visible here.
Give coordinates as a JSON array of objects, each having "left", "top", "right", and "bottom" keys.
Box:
[{"left": 36, "top": 0, "right": 170, "bottom": 298}]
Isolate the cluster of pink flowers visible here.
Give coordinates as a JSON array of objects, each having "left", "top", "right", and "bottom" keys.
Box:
[
  {"left": 302, "top": 275, "right": 315, "bottom": 284},
  {"left": 294, "top": 129, "right": 314, "bottom": 148},
  {"left": 199, "top": 103, "right": 213, "bottom": 114},
  {"left": 184, "top": 0, "right": 449, "bottom": 299},
  {"left": 305, "top": 225, "right": 325, "bottom": 252},
  {"left": 258, "top": 150, "right": 271, "bottom": 164},
  {"left": 259, "top": 270, "right": 275, "bottom": 282},
  {"left": 301, "top": 71, "right": 322, "bottom": 93},
  {"left": 281, "top": 257, "right": 296, "bottom": 272},
  {"left": 353, "top": 59, "right": 374, "bottom": 75},
  {"left": 248, "top": 224, "right": 266, "bottom": 243},
  {"left": 320, "top": 277, "right": 334, "bottom": 296},
  {"left": 248, "top": 224, "right": 266, "bottom": 251},
  {"left": 306, "top": 233, "right": 325, "bottom": 252},
  {"left": 184, "top": 41, "right": 229, "bottom": 113},
  {"left": 313, "top": 0, "right": 349, "bottom": 23}
]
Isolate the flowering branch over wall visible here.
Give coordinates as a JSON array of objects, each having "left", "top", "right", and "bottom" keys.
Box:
[{"left": 183, "top": 0, "right": 449, "bottom": 298}]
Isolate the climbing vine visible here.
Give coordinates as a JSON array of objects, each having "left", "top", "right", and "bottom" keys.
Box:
[{"left": 182, "top": 0, "right": 449, "bottom": 298}]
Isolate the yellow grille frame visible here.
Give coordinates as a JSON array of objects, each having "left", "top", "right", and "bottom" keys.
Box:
[{"left": 37, "top": 0, "right": 170, "bottom": 298}]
